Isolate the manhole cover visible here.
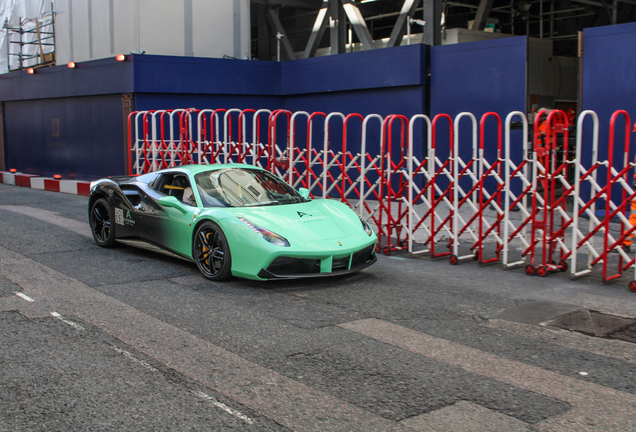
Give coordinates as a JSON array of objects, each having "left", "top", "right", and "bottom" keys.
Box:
[{"left": 544, "top": 309, "right": 636, "bottom": 344}]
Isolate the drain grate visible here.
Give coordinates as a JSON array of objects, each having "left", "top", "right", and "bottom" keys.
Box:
[{"left": 544, "top": 309, "right": 636, "bottom": 344}]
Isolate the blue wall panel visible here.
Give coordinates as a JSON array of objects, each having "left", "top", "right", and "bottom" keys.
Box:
[
  {"left": 430, "top": 37, "right": 527, "bottom": 193},
  {"left": 4, "top": 95, "right": 124, "bottom": 179},
  {"left": 133, "top": 55, "right": 281, "bottom": 96},
  {"left": 430, "top": 37, "right": 526, "bottom": 117},
  {"left": 582, "top": 22, "right": 636, "bottom": 118},
  {"left": 281, "top": 44, "right": 425, "bottom": 95},
  {"left": 581, "top": 22, "right": 636, "bottom": 205},
  {"left": 0, "top": 57, "right": 134, "bottom": 101},
  {"left": 283, "top": 85, "right": 423, "bottom": 117}
]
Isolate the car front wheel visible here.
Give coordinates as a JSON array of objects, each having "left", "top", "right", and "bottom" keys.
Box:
[{"left": 193, "top": 221, "right": 232, "bottom": 281}]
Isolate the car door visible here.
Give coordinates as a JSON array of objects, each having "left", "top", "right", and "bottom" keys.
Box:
[{"left": 140, "top": 172, "right": 198, "bottom": 258}]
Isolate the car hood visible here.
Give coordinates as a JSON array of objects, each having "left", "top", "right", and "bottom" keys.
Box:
[{"left": 228, "top": 199, "right": 364, "bottom": 241}]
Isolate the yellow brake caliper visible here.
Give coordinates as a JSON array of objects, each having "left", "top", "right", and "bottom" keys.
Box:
[{"left": 201, "top": 233, "right": 211, "bottom": 266}]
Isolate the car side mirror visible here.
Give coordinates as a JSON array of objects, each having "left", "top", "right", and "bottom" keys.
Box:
[
  {"left": 158, "top": 196, "right": 188, "bottom": 214},
  {"left": 298, "top": 188, "right": 311, "bottom": 200}
]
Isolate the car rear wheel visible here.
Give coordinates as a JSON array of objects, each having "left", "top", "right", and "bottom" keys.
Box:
[
  {"left": 193, "top": 221, "right": 232, "bottom": 281},
  {"left": 90, "top": 198, "right": 117, "bottom": 248}
]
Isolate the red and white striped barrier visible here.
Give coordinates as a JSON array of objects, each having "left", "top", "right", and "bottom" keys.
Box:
[
  {"left": 0, "top": 172, "right": 91, "bottom": 196},
  {"left": 128, "top": 107, "right": 636, "bottom": 291}
]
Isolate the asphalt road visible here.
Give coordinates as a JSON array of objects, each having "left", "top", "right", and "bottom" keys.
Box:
[{"left": 1, "top": 182, "right": 636, "bottom": 431}]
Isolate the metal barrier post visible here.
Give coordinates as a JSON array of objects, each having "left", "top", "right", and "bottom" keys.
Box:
[
  {"left": 429, "top": 114, "right": 455, "bottom": 259},
  {"left": 450, "top": 112, "right": 478, "bottom": 264},
  {"left": 408, "top": 114, "right": 432, "bottom": 255},
  {"left": 502, "top": 111, "right": 531, "bottom": 268}
]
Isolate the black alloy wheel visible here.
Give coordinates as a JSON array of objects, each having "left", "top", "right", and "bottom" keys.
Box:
[
  {"left": 90, "top": 198, "right": 117, "bottom": 248},
  {"left": 193, "top": 221, "right": 232, "bottom": 281}
]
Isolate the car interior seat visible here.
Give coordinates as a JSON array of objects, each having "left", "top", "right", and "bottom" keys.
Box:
[{"left": 168, "top": 176, "right": 189, "bottom": 201}]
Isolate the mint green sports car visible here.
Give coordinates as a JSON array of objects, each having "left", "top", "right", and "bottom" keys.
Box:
[{"left": 88, "top": 164, "right": 377, "bottom": 281}]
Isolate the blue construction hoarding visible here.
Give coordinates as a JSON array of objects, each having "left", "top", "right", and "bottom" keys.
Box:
[{"left": 0, "top": 35, "right": 563, "bottom": 182}]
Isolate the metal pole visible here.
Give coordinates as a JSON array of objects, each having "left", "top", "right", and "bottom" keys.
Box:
[
  {"left": 407, "top": 18, "right": 411, "bottom": 45},
  {"left": 539, "top": 0, "right": 543, "bottom": 38},
  {"left": 510, "top": 0, "right": 514, "bottom": 35},
  {"left": 276, "top": 32, "right": 282, "bottom": 62},
  {"left": 423, "top": 0, "right": 441, "bottom": 46},
  {"left": 5, "top": 25, "right": 9, "bottom": 72},
  {"left": 550, "top": 1, "right": 554, "bottom": 38},
  {"left": 19, "top": 17, "right": 23, "bottom": 69},
  {"left": 51, "top": 1, "right": 56, "bottom": 64}
]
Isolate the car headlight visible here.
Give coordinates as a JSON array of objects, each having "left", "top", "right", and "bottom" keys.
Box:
[
  {"left": 238, "top": 217, "right": 290, "bottom": 247},
  {"left": 358, "top": 214, "right": 373, "bottom": 236}
]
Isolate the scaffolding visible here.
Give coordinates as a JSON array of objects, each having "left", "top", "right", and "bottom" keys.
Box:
[{"left": 3, "top": 4, "right": 55, "bottom": 72}]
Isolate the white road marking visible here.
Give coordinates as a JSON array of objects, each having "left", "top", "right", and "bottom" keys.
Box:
[
  {"left": 50, "top": 311, "right": 85, "bottom": 331},
  {"left": 109, "top": 345, "right": 158, "bottom": 372},
  {"left": 15, "top": 292, "right": 34, "bottom": 302},
  {"left": 192, "top": 391, "right": 254, "bottom": 425}
]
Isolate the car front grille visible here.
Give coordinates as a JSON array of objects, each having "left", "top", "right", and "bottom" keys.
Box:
[
  {"left": 265, "top": 257, "right": 321, "bottom": 276},
  {"left": 332, "top": 256, "right": 350, "bottom": 271},
  {"left": 351, "top": 244, "right": 376, "bottom": 268},
  {"left": 259, "top": 244, "right": 377, "bottom": 279}
]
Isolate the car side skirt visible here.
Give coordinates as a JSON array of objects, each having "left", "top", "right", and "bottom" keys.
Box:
[{"left": 116, "top": 239, "right": 194, "bottom": 263}]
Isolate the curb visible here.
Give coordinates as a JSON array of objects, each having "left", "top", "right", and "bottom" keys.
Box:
[{"left": 0, "top": 171, "right": 91, "bottom": 196}]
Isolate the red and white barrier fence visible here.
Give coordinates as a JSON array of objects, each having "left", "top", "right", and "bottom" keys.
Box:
[
  {"left": 0, "top": 171, "right": 91, "bottom": 196},
  {"left": 128, "top": 108, "right": 636, "bottom": 291}
]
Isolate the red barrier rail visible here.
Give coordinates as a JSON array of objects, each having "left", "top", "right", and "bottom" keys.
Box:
[{"left": 475, "top": 112, "right": 504, "bottom": 264}]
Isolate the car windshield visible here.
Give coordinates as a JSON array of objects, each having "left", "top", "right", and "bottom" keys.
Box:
[{"left": 194, "top": 168, "right": 305, "bottom": 208}]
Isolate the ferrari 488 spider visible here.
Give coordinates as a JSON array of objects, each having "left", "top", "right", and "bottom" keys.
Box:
[{"left": 88, "top": 164, "right": 377, "bottom": 280}]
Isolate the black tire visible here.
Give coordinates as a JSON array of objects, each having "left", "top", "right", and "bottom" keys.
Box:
[
  {"left": 90, "top": 198, "right": 117, "bottom": 248},
  {"left": 193, "top": 221, "right": 232, "bottom": 281}
]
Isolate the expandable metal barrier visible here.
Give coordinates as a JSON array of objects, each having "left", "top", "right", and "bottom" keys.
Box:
[{"left": 128, "top": 108, "right": 636, "bottom": 291}]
